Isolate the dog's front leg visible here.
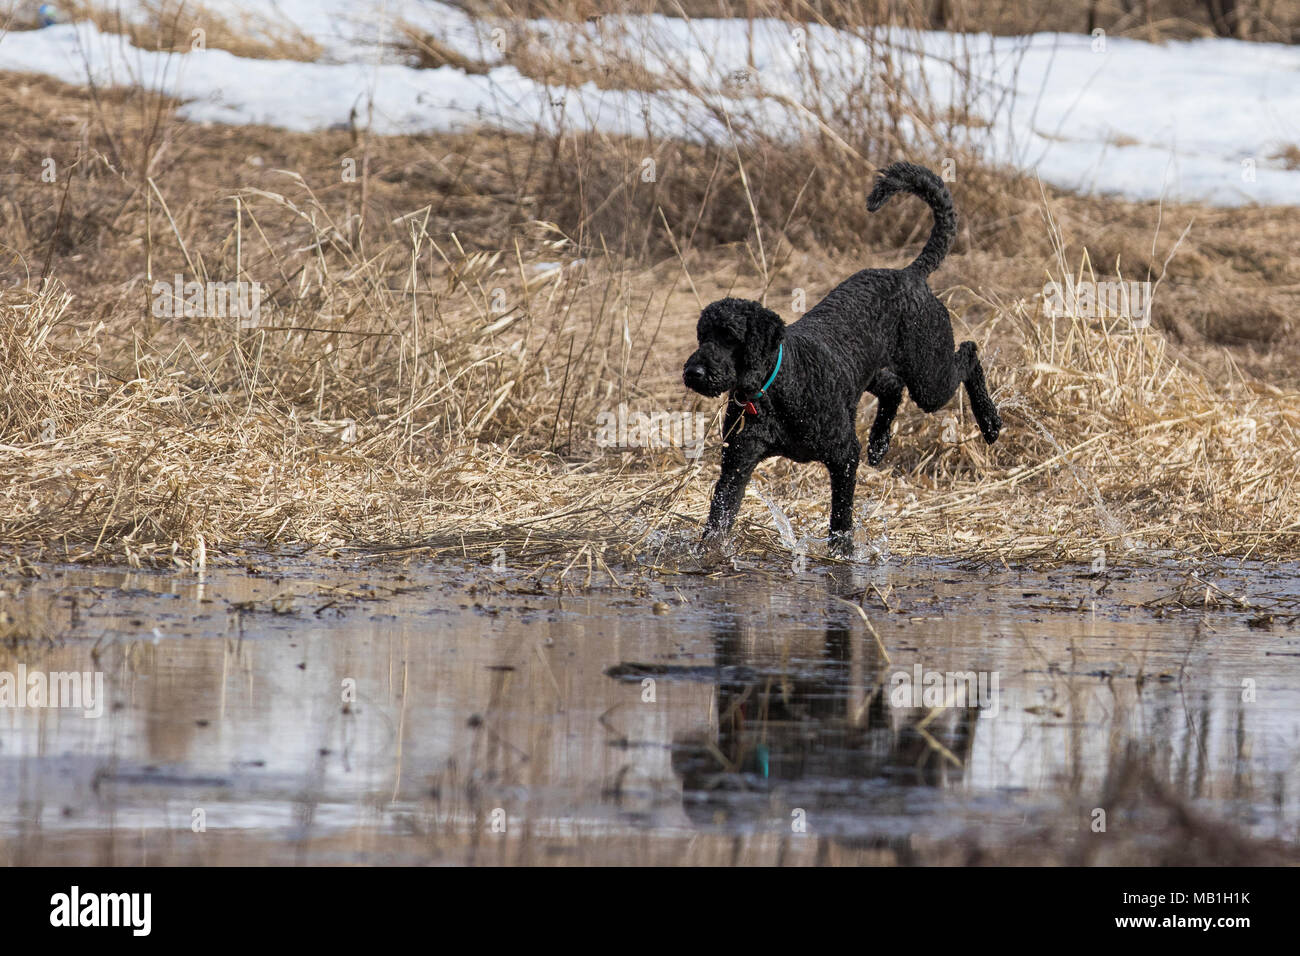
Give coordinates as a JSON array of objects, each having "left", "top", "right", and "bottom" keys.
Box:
[
  {"left": 826, "top": 440, "right": 860, "bottom": 556},
  {"left": 866, "top": 368, "right": 904, "bottom": 466},
  {"left": 702, "top": 441, "right": 761, "bottom": 544}
]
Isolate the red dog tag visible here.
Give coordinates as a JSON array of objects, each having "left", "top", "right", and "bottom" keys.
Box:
[{"left": 743, "top": 401, "right": 758, "bottom": 415}]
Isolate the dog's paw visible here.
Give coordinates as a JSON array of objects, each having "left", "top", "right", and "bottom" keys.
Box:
[
  {"left": 827, "top": 530, "right": 854, "bottom": 558},
  {"left": 699, "top": 526, "right": 733, "bottom": 556}
]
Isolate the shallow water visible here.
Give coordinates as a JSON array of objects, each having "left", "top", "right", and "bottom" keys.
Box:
[{"left": 2, "top": 555, "right": 1298, "bottom": 865}]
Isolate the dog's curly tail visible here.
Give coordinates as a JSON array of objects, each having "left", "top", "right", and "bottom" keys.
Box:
[{"left": 866, "top": 161, "right": 956, "bottom": 276}]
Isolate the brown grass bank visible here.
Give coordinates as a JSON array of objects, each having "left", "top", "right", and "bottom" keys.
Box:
[{"left": 1, "top": 66, "right": 1298, "bottom": 573}]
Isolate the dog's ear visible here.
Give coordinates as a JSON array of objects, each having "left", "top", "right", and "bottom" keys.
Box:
[{"left": 735, "top": 300, "right": 786, "bottom": 396}]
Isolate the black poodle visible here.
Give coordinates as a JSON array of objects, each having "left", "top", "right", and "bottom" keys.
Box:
[{"left": 682, "top": 161, "right": 1002, "bottom": 554}]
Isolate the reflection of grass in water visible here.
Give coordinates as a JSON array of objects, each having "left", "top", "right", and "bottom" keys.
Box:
[
  {"left": 3, "top": 563, "right": 1298, "bottom": 865},
  {"left": 0, "top": 584, "right": 62, "bottom": 647}
]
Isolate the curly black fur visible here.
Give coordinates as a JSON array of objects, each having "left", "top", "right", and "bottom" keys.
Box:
[{"left": 682, "top": 161, "right": 1002, "bottom": 554}]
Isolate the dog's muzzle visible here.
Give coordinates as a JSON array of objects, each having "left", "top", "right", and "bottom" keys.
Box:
[{"left": 683, "top": 365, "right": 726, "bottom": 398}]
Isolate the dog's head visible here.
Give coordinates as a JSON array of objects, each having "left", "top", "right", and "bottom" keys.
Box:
[{"left": 683, "top": 298, "right": 786, "bottom": 398}]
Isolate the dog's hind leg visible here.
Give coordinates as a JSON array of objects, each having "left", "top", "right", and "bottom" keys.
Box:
[
  {"left": 906, "top": 342, "right": 1002, "bottom": 445},
  {"left": 956, "top": 341, "right": 1001, "bottom": 444},
  {"left": 866, "top": 368, "right": 904, "bottom": 466},
  {"left": 826, "top": 438, "right": 860, "bottom": 556}
]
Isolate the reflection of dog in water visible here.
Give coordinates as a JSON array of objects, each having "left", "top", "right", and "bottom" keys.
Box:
[{"left": 646, "top": 615, "right": 979, "bottom": 853}]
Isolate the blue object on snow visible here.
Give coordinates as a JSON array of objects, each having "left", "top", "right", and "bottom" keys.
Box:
[{"left": 39, "top": 4, "right": 61, "bottom": 27}]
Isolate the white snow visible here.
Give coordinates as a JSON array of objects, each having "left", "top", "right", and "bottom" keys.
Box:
[{"left": 2, "top": 1, "right": 1298, "bottom": 204}]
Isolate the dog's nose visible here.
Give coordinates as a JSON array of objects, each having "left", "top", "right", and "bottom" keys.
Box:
[{"left": 684, "top": 364, "right": 706, "bottom": 381}]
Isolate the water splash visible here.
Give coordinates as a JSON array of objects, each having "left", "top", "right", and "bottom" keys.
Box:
[
  {"left": 859, "top": 512, "right": 891, "bottom": 564},
  {"left": 759, "top": 491, "right": 799, "bottom": 550},
  {"left": 757, "top": 490, "right": 822, "bottom": 571}
]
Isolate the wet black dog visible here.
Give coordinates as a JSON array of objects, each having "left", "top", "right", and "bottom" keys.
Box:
[{"left": 682, "top": 162, "right": 1002, "bottom": 554}]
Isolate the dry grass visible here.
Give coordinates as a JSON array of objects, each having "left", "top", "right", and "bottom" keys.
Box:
[
  {"left": 463, "top": 0, "right": 1300, "bottom": 43},
  {"left": 1, "top": 0, "right": 1299, "bottom": 573},
  {"left": 1272, "top": 143, "right": 1300, "bottom": 171},
  {"left": 55, "top": 1, "right": 324, "bottom": 61},
  {"left": 2, "top": 159, "right": 1298, "bottom": 570},
  {"left": 396, "top": 20, "right": 681, "bottom": 91},
  {"left": 19, "top": 0, "right": 1300, "bottom": 57}
]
